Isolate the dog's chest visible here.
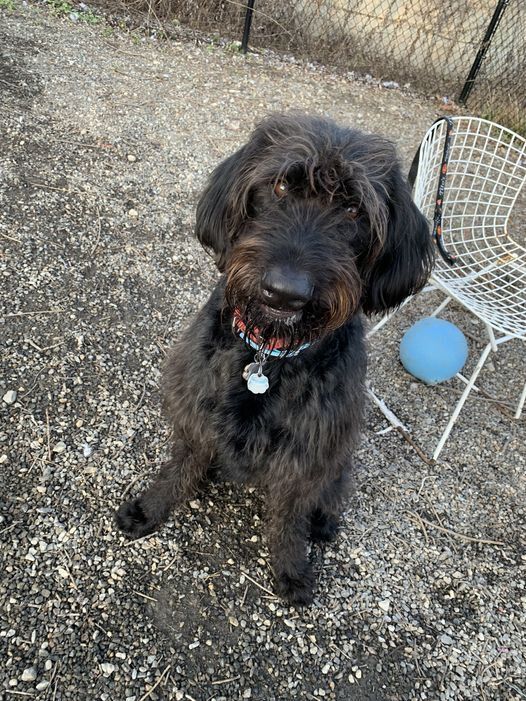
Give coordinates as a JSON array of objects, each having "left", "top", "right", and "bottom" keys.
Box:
[
  {"left": 209, "top": 357, "right": 313, "bottom": 476},
  {"left": 165, "top": 305, "right": 366, "bottom": 479}
]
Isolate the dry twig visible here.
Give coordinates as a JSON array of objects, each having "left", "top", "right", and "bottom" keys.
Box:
[
  {"left": 240, "top": 570, "right": 277, "bottom": 598},
  {"left": 406, "top": 511, "right": 506, "bottom": 546},
  {"left": 138, "top": 665, "right": 171, "bottom": 701}
]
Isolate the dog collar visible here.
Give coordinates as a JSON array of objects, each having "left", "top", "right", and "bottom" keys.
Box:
[
  {"left": 232, "top": 309, "right": 311, "bottom": 358},
  {"left": 232, "top": 309, "right": 312, "bottom": 394}
]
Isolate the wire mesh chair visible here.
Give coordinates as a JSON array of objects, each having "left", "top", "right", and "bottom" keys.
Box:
[{"left": 371, "top": 116, "right": 526, "bottom": 460}]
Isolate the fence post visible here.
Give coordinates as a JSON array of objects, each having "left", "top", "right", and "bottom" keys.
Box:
[
  {"left": 459, "top": 0, "right": 509, "bottom": 104},
  {"left": 241, "top": 0, "right": 256, "bottom": 54}
]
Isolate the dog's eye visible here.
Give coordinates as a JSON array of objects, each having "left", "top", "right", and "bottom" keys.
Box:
[
  {"left": 273, "top": 180, "right": 288, "bottom": 198},
  {"left": 345, "top": 204, "right": 361, "bottom": 220}
]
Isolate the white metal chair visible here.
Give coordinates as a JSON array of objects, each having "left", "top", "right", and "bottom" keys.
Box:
[{"left": 371, "top": 116, "right": 526, "bottom": 460}]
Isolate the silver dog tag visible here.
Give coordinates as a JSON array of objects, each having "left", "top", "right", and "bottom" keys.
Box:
[
  {"left": 243, "top": 350, "right": 269, "bottom": 393},
  {"left": 247, "top": 372, "right": 269, "bottom": 394},
  {"left": 242, "top": 362, "right": 260, "bottom": 381}
]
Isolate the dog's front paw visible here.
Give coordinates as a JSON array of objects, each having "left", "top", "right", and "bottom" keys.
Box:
[
  {"left": 115, "top": 498, "right": 160, "bottom": 539},
  {"left": 274, "top": 563, "right": 315, "bottom": 606}
]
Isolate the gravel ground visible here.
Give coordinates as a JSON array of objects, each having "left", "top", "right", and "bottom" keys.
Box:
[{"left": 1, "top": 4, "right": 525, "bottom": 700}]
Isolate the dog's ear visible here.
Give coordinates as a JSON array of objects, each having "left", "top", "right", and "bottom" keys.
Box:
[
  {"left": 361, "top": 170, "right": 434, "bottom": 315},
  {"left": 195, "top": 146, "right": 249, "bottom": 272}
]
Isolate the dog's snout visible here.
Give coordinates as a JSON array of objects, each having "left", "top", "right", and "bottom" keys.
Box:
[{"left": 261, "top": 266, "right": 313, "bottom": 311}]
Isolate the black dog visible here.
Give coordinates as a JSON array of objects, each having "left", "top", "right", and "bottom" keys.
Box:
[{"left": 116, "top": 113, "right": 433, "bottom": 604}]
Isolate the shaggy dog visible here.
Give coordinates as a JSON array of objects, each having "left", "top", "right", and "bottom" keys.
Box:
[{"left": 116, "top": 113, "right": 433, "bottom": 604}]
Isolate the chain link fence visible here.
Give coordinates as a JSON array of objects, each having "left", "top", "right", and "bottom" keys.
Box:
[
  {"left": 148, "top": 0, "right": 525, "bottom": 134},
  {"left": 459, "top": 0, "right": 525, "bottom": 133}
]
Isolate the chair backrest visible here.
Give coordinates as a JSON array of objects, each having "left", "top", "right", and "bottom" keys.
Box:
[{"left": 413, "top": 116, "right": 526, "bottom": 338}]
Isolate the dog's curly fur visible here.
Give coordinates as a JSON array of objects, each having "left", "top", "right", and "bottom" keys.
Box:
[{"left": 116, "top": 113, "right": 433, "bottom": 604}]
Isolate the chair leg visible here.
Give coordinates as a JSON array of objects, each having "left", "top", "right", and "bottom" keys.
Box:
[
  {"left": 433, "top": 342, "right": 493, "bottom": 460},
  {"left": 367, "top": 297, "right": 412, "bottom": 338},
  {"left": 515, "top": 382, "right": 526, "bottom": 420},
  {"left": 430, "top": 296, "right": 452, "bottom": 317}
]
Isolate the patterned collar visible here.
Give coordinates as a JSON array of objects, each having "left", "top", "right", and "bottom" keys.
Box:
[{"left": 232, "top": 309, "right": 312, "bottom": 358}]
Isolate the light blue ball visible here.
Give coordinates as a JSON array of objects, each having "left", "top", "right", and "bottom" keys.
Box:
[{"left": 400, "top": 317, "right": 468, "bottom": 385}]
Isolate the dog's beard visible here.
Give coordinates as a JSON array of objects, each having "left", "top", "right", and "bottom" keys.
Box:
[
  {"left": 243, "top": 300, "right": 314, "bottom": 348},
  {"left": 226, "top": 292, "right": 341, "bottom": 354},
  {"left": 225, "top": 249, "right": 363, "bottom": 351}
]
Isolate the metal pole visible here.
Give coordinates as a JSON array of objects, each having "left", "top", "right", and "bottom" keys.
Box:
[
  {"left": 241, "top": 0, "right": 256, "bottom": 54},
  {"left": 458, "top": 0, "right": 509, "bottom": 104}
]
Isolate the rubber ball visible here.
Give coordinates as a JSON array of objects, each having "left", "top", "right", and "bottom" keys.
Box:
[{"left": 400, "top": 317, "right": 468, "bottom": 385}]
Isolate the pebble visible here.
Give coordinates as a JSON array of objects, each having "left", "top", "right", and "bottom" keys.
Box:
[
  {"left": 21, "top": 667, "right": 37, "bottom": 682},
  {"left": 82, "top": 443, "right": 93, "bottom": 457},
  {"left": 2, "top": 390, "right": 17, "bottom": 405},
  {"left": 100, "top": 663, "right": 115, "bottom": 676}
]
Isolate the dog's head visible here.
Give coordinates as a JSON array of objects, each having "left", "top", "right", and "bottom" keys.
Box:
[{"left": 195, "top": 113, "right": 433, "bottom": 349}]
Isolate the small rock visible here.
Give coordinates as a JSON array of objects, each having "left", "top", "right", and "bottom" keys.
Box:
[
  {"left": 127, "top": 154, "right": 137, "bottom": 162},
  {"left": 440, "top": 634, "right": 454, "bottom": 645},
  {"left": 128, "top": 209, "right": 138, "bottom": 218},
  {"left": 52, "top": 442, "right": 66, "bottom": 454},
  {"left": 36, "top": 681, "right": 50, "bottom": 691},
  {"left": 21, "top": 667, "right": 37, "bottom": 682},
  {"left": 2, "top": 390, "right": 17, "bottom": 405},
  {"left": 82, "top": 443, "right": 93, "bottom": 458},
  {"left": 100, "top": 663, "right": 115, "bottom": 676},
  {"left": 378, "top": 599, "right": 391, "bottom": 612}
]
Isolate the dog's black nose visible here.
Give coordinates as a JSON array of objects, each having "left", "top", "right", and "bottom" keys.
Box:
[{"left": 261, "top": 266, "right": 313, "bottom": 311}]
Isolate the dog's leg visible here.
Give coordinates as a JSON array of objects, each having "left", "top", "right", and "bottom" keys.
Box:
[
  {"left": 310, "top": 507, "right": 340, "bottom": 543},
  {"left": 267, "top": 490, "right": 314, "bottom": 606},
  {"left": 115, "top": 442, "right": 204, "bottom": 539},
  {"left": 309, "top": 472, "right": 349, "bottom": 543}
]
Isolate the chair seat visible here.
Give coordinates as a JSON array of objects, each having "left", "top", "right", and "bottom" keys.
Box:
[{"left": 432, "top": 235, "right": 526, "bottom": 338}]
